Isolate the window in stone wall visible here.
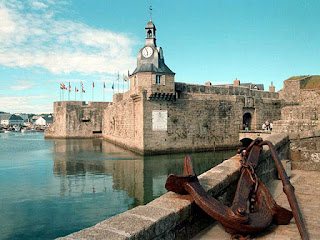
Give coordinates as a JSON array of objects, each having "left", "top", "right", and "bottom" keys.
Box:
[{"left": 156, "top": 75, "right": 161, "bottom": 85}]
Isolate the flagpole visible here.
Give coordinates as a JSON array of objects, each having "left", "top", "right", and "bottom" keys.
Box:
[
  {"left": 127, "top": 70, "right": 130, "bottom": 91},
  {"left": 117, "top": 72, "right": 119, "bottom": 93},
  {"left": 81, "top": 82, "right": 83, "bottom": 101},
  {"left": 60, "top": 84, "right": 61, "bottom": 101},
  {"left": 68, "top": 82, "right": 70, "bottom": 101},
  {"left": 103, "top": 82, "right": 105, "bottom": 101},
  {"left": 75, "top": 87, "right": 76, "bottom": 101},
  {"left": 92, "top": 82, "right": 94, "bottom": 102}
]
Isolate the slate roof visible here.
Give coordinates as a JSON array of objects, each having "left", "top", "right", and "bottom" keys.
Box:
[
  {"left": 9, "top": 115, "right": 23, "bottom": 121},
  {"left": 132, "top": 61, "right": 174, "bottom": 75},
  {"left": 0, "top": 113, "right": 11, "bottom": 121},
  {"left": 43, "top": 116, "right": 53, "bottom": 123},
  {"left": 0, "top": 114, "right": 23, "bottom": 121},
  {"left": 240, "top": 83, "right": 264, "bottom": 90}
]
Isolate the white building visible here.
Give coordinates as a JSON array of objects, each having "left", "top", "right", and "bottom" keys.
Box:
[
  {"left": 35, "top": 116, "right": 54, "bottom": 126},
  {"left": 1, "top": 114, "right": 24, "bottom": 126}
]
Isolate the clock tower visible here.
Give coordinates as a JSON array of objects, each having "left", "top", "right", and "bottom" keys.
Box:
[{"left": 130, "top": 19, "right": 175, "bottom": 100}]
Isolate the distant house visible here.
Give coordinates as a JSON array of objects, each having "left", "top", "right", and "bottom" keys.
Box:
[
  {"left": 35, "top": 116, "right": 54, "bottom": 126},
  {"left": 0, "top": 114, "right": 24, "bottom": 126},
  {"left": 15, "top": 113, "right": 29, "bottom": 122},
  {"left": 0, "top": 113, "right": 11, "bottom": 122},
  {"left": 240, "top": 83, "right": 265, "bottom": 90},
  {"left": 32, "top": 115, "right": 42, "bottom": 124}
]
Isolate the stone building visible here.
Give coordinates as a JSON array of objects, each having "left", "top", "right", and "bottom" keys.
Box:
[
  {"left": 46, "top": 19, "right": 283, "bottom": 154},
  {"left": 273, "top": 75, "right": 320, "bottom": 132}
]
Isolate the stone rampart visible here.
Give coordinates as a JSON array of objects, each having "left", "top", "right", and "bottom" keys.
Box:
[
  {"left": 289, "top": 130, "right": 320, "bottom": 171},
  {"left": 175, "top": 82, "right": 279, "bottom": 100},
  {"left": 272, "top": 119, "right": 320, "bottom": 133},
  {"left": 103, "top": 93, "right": 145, "bottom": 153},
  {"left": 45, "top": 101, "right": 111, "bottom": 139},
  {"left": 103, "top": 82, "right": 283, "bottom": 155},
  {"left": 58, "top": 133, "right": 289, "bottom": 240}
]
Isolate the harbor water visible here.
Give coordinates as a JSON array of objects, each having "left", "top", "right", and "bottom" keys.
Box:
[{"left": 0, "top": 132, "right": 235, "bottom": 240}]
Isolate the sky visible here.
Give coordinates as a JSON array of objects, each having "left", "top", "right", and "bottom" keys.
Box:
[{"left": 0, "top": 0, "right": 319, "bottom": 114}]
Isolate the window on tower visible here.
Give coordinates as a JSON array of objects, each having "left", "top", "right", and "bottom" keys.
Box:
[
  {"left": 156, "top": 75, "right": 161, "bottom": 84},
  {"left": 147, "top": 30, "right": 152, "bottom": 38}
]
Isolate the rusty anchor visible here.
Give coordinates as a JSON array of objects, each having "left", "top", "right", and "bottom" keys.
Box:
[{"left": 165, "top": 138, "right": 309, "bottom": 239}]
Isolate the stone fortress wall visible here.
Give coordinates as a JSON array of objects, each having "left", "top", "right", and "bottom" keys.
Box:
[
  {"left": 45, "top": 101, "right": 111, "bottom": 138},
  {"left": 273, "top": 75, "right": 320, "bottom": 133},
  {"left": 101, "top": 81, "right": 282, "bottom": 155}
]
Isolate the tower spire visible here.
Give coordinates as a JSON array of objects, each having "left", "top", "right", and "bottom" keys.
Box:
[{"left": 149, "top": 5, "right": 152, "bottom": 21}]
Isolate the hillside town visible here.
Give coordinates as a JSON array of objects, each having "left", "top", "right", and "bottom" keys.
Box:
[{"left": 0, "top": 112, "right": 53, "bottom": 132}]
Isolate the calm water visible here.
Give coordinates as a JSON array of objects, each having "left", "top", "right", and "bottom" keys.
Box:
[{"left": 0, "top": 132, "right": 235, "bottom": 240}]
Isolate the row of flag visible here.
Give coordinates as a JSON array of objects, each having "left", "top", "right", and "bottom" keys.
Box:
[{"left": 59, "top": 73, "right": 130, "bottom": 93}]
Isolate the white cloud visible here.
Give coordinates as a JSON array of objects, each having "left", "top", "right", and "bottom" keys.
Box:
[
  {"left": 0, "top": 95, "right": 55, "bottom": 113},
  {"left": 10, "top": 80, "right": 36, "bottom": 91},
  {"left": 0, "top": 0, "right": 136, "bottom": 75},
  {"left": 31, "top": 1, "right": 49, "bottom": 9}
]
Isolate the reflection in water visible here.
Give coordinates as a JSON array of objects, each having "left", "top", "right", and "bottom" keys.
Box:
[
  {"left": 52, "top": 139, "right": 235, "bottom": 206},
  {"left": 0, "top": 133, "right": 235, "bottom": 240}
]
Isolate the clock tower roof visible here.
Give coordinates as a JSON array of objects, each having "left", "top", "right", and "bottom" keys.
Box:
[
  {"left": 145, "top": 20, "right": 156, "bottom": 29},
  {"left": 132, "top": 20, "right": 174, "bottom": 75}
]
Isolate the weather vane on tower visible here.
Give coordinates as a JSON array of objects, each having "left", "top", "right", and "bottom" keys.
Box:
[{"left": 149, "top": 5, "right": 152, "bottom": 21}]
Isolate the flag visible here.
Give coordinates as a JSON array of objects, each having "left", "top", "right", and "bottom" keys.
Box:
[
  {"left": 112, "top": 83, "right": 114, "bottom": 90},
  {"left": 123, "top": 74, "right": 129, "bottom": 82},
  {"left": 75, "top": 86, "right": 79, "bottom": 92},
  {"left": 81, "top": 82, "right": 84, "bottom": 88},
  {"left": 92, "top": 82, "right": 95, "bottom": 88},
  {"left": 61, "top": 83, "right": 67, "bottom": 90},
  {"left": 103, "top": 82, "right": 106, "bottom": 88},
  {"left": 69, "top": 82, "right": 71, "bottom": 92},
  {"left": 117, "top": 72, "right": 119, "bottom": 80},
  {"left": 82, "top": 89, "right": 85, "bottom": 93}
]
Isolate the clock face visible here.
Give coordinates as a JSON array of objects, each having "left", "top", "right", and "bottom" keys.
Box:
[{"left": 142, "top": 47, "right": 153, "bottom": 58}]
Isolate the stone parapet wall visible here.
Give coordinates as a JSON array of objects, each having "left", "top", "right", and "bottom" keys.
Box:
[
  {"left": 58, "top": 133, "right": 289, "bottom": 240},
  {"left": 175, "top": 83, "right": 279, "bottom": 100},
  {"left": 272, "top": 119, "right": 320, "bottom": 133},
  {"left": 289, "top": 130, "right": 320, "bottom": 171}
]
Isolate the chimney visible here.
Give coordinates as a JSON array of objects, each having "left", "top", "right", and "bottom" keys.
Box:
[
  {"left": 269, "top": 81, "right": 275, "bottom": 92},
  {"left": 233, "top": 78, "right": 240, "bottom": 86}
]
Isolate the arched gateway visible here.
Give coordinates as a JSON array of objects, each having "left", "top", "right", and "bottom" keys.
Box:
[{"left": 243, "top": 112, "right": 252, "bottom": 130}]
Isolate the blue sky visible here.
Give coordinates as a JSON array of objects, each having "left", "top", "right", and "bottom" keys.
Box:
[{"left": 0, "top": 0, "right": 319, "bottom": 113}]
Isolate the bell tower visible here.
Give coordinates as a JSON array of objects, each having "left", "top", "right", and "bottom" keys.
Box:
[
  {"left": 145, "top": 20, "right": 156, "bottom": 46},
  {"left": 130, "top": 14, "right": 175, "bottom": 100}
]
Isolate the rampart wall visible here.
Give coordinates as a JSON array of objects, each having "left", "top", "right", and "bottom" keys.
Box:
[
  {"left": 45, "top": 101, "right": 111, "bottom": 138},
  {"left": 102, "top": 91, "right": 145, "bottom": 153},
  {"left": 103, "top": 83, "right": 282, "bottom": 155},
  {"left": 289, "top": 130, "right": 320, "bottom": 171}
]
